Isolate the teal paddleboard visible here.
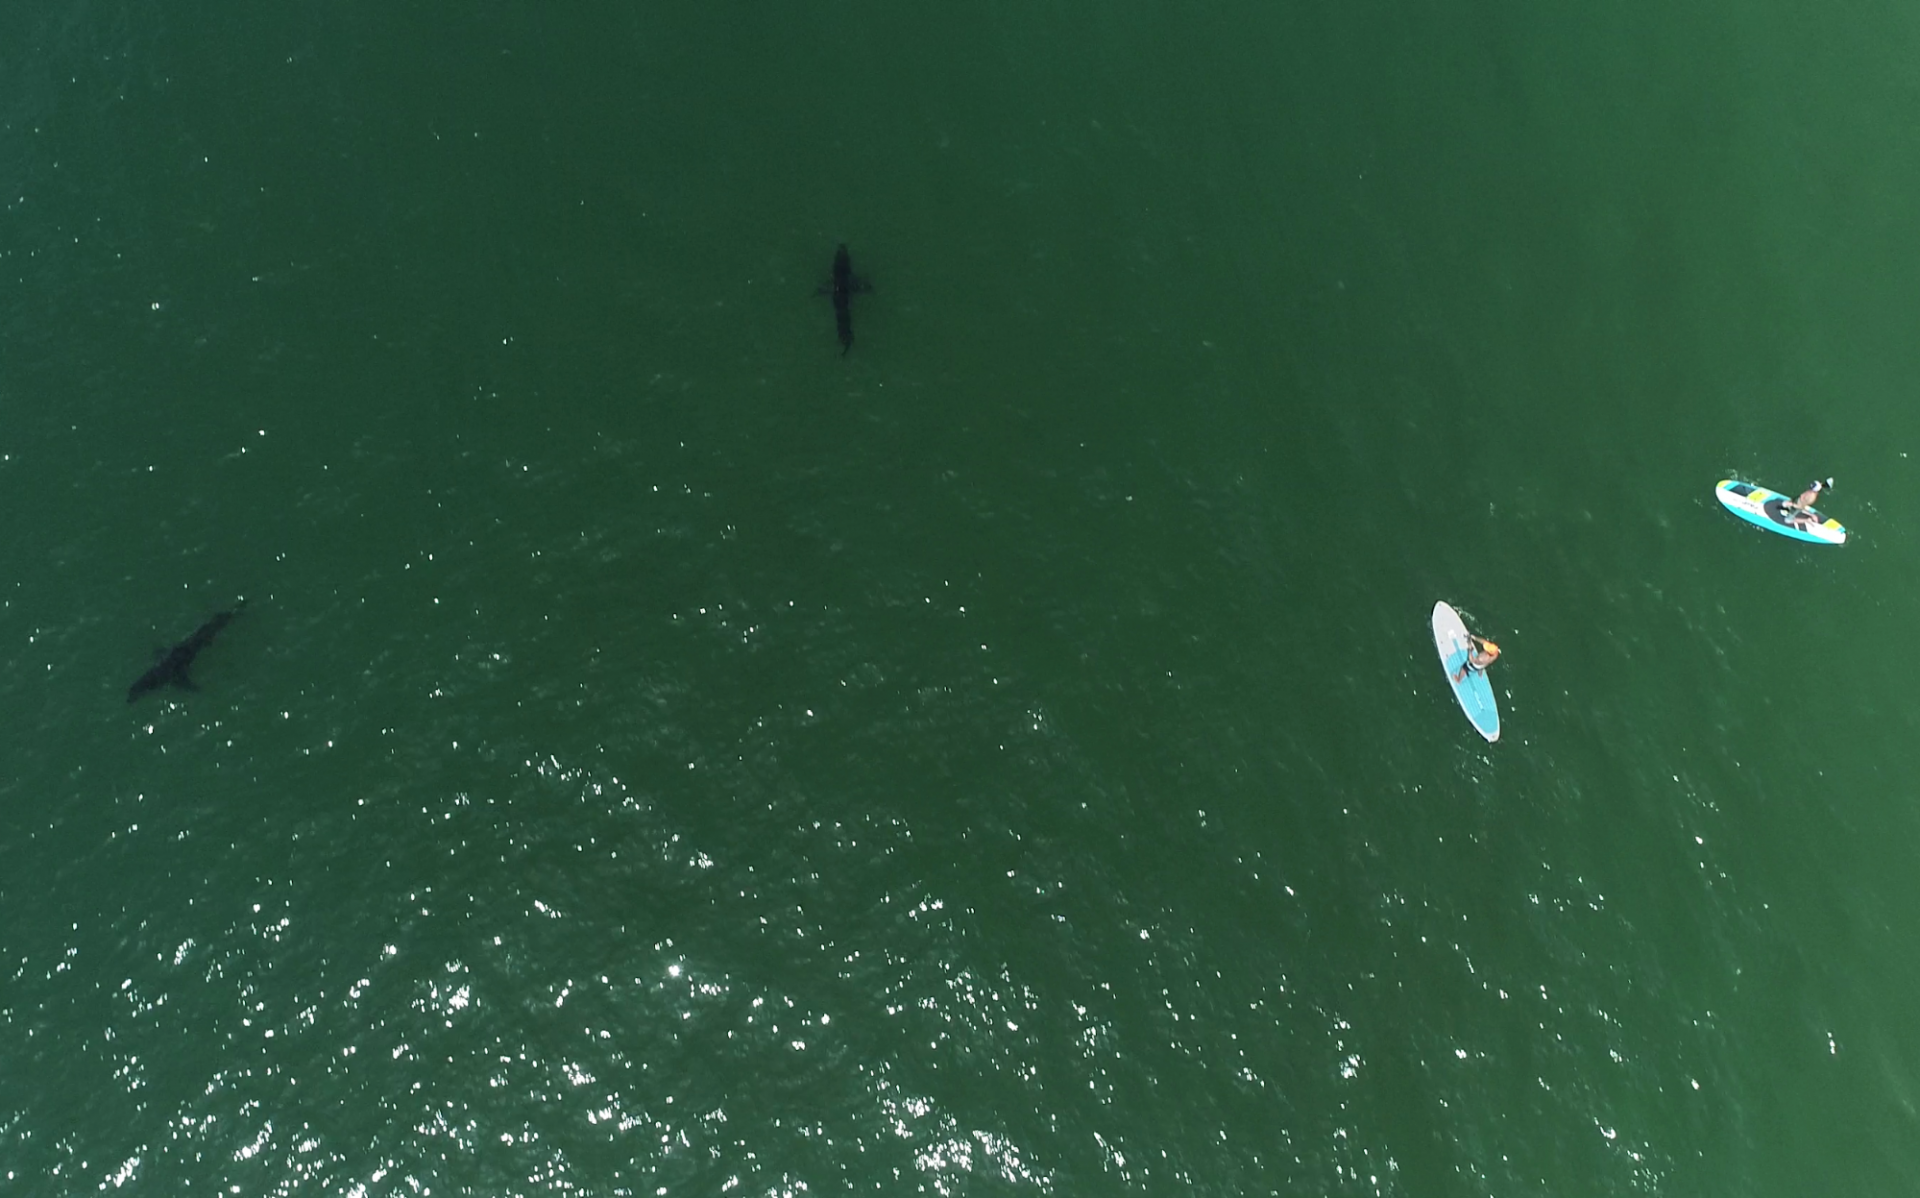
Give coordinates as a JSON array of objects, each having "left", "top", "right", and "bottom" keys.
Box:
[
  {"left": 1715, "top": 479, "right": 1845, "bottom": 545},
  {"left": 1433, "top": 601, "right": 1499, "bottom": 742}
]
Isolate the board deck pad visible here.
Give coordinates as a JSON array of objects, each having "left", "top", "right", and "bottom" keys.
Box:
[{"left": 1432, "top": 601, "right": 1499, "bottom": 742}]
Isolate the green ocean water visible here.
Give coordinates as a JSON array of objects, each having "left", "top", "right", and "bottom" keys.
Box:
[{"left": 4, "top": 0, "right": 1920, "bottom": 1193}]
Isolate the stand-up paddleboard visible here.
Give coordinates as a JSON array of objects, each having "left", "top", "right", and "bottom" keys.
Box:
[
  {"left": 1433, "top": 602, "right": 1499, "bottom": 742},
  {"left": 1715, "top": 480, "right": 1846, "bottom": 545}
]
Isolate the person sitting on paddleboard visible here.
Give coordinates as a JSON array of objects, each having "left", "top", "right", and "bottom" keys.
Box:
[
  {"left": 1784, "top": 477, "right": 1833, "bottom": 528},
  {"left": 1453, "top": 634, "right": 1500, "bottom": 683}
]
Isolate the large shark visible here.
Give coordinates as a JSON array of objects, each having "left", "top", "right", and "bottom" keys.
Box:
[
  {"left": 817, "top": 243, "right": 871, "bottom": 355},
  {"left": 128, "top": 604, "right": 243, "bottom": 703}
]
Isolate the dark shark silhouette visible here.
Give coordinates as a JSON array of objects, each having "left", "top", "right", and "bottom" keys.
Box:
[
  {"left": 816, "top": 243, "right": 871, "bottom": 355},
  {"left": 128, "top": 604, "right": 243, "bottom": 703}
]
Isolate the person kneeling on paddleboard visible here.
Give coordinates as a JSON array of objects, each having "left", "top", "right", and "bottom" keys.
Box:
[
  {"left": 1453, "top": 634, "right": 1500, "bottom": 684},
  {"left": 1784, "top": 477, "right": 1834, "bottom": 529}
]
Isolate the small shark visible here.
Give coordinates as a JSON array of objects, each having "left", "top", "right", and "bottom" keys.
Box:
[
  {"left": 816, "top": 243, "right": 871, "bottom": 355},
  {"left": 128, "top": 604, "right": 243, "bottom": 703}
]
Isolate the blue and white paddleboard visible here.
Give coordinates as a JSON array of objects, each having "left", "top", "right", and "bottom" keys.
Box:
[
  {"left": 1433, "top": 601, "right": 1499, "bottom": 743},
  {"left": 1715, "top": 480, "right": 1846, "bottom": 545}
]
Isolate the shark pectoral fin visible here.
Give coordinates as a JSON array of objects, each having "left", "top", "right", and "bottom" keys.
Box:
[
  {"left": 171, "top": 672, "right": 198, "bottom": 691},
  {"left": 853, "top": 276, "right": 873, "bottom": 293}
]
